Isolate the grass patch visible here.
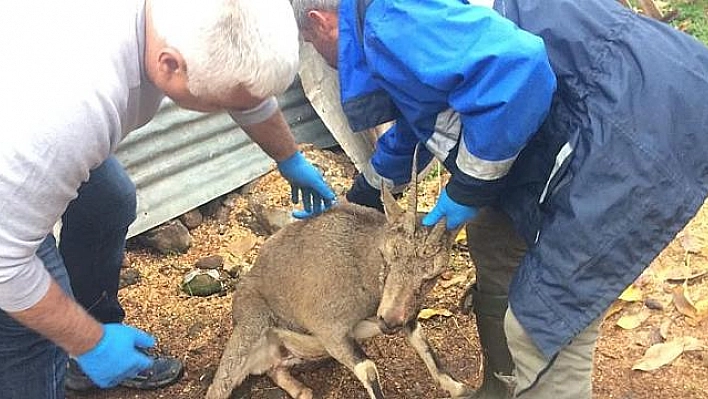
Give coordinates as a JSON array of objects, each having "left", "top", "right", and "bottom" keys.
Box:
[{"left": 671, "top": 0, "right": 708, "bottom": 44}]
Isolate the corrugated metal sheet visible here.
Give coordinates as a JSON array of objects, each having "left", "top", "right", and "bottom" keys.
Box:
[{"left": 116, "top": 78, "right": 335, "bottom": 238}]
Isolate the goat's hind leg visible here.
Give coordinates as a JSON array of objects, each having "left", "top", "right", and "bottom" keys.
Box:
[
  {"left": 206, "top": 326, "right": 265, "bottom": 399},
  {"left": 323, "top": 335, "right": 384, "bottom": 399},
  {"left": 265, "top": 328, "right": 330, "bottom": 399},
  {"left": 405, "top": 320, "right": 472, "bottom": 398},
  {"left": 267, "top": 367, "right": 313, "bottom": 399},
  {"left": 207, "top": 296, "right": 279, "bottom": 399}
]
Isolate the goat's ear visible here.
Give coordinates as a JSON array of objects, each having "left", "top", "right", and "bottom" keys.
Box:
[{"left": 380, "top": 181, "right": 404, "bottom": 222}]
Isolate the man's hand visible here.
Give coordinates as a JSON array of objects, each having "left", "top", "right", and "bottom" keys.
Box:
[
  {"left": 75, "top": 323, "right": 155, "bottom": 388},
  {"left": 277, "top": 151, "right": 336, "bottom": 218},
  {"left": 422, "top": 188, "right": 478, "bottom": 230}
]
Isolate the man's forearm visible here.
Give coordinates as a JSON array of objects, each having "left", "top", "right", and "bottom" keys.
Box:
[
  {"left": 9, "top": 280, "right": 103, "bottom": 356},
  {"left": 241, "top": 109, "right": 298, "bottom": 162}
]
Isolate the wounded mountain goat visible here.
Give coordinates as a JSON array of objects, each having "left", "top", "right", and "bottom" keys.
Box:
[{"left": 206, "top": 151, "right": 470, "bottom": 399}]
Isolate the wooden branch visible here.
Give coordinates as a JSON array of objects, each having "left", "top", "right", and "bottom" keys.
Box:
[{"left": 638, "top": 0, "right": 664, "bottom": 20}]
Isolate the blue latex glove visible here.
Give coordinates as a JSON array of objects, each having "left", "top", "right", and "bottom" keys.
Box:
[
  {"left": 277, "top": 151, "right": 336, "bottom": 218},
  {"left": 422, "top": 188, "right": 479, "bottom": 230},
  {"left": 75, "top": 323, "right": 155, "bottom": 388}
]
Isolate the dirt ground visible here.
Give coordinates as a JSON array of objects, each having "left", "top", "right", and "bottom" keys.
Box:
[{"left": 67, "top": 147, "right": 708, "bottom": 399}]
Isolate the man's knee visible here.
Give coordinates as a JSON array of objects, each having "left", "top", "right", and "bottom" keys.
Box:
[{"left": 504, "top": 309, "right": 596, "bottom": 399}]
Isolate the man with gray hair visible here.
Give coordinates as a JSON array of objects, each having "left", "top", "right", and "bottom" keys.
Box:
[
  {"left": 291, "top": 0, "right": 708, "bottom": 398},
  {"left": 0, "top": 0, "right": 335, "bottom": 397}
]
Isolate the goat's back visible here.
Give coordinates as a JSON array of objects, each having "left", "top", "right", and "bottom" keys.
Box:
[{"left": 236, "top": 203, "right": 387, "bottom": 334}]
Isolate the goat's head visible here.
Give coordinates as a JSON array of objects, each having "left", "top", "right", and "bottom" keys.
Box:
[{"left": 376, "top": 147, "right": 458, "bottom": 334}]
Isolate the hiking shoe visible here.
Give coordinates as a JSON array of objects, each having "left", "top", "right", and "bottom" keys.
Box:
[{"left": 65, "top": 355, "right": 184, "bottom": 391}]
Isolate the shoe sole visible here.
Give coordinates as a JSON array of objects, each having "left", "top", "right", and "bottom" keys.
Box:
[{"left": 119, "top": 363, "right": 184, "bottom": 390}]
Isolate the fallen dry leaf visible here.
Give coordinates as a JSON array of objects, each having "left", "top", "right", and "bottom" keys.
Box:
[
  {"left": 638, "top": 0, "right": 664, "bottom": 19},
  {"left": 632, "top": 337, "right": 705, "bottom": 371},
  {"left": 619, "top": 284, "right": 644, "bottom": 302},
  {"left": 695, "top": 298, "right": 708, "bottom": 317},
  {"left": 604, "top": 301, "right": 625, "bottom": 321},
  {"left": 417, "top": 308, "right": 453, "bottom": 320},
  {"left": 616, "top": 308, "right": 651, "bottom": 330},
  {"left": 680, "top": 232, "right": 704, "bottom": 254},
  {"left": 455, "top": 229, "right": 467, "bottom": 244},
  {"left": 672, "top": 285, "right": 698, "bottom": 319}
]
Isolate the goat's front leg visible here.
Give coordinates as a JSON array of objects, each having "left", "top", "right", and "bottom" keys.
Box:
[
  {"left": 404, "top": 320, "right": 472, "bottom": 398},
  {"left": 323, "top": 336, "right": 384, "bottom": 399}
]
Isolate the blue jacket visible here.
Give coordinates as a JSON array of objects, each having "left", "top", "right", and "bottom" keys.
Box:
[
  {"left": 340, "top": 0, "right": 708, "bottom": 358},
  {"left": 341, "top": 0, "right": 555, "bottom": 204}
]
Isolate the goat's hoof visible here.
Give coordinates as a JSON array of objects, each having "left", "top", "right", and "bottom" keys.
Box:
[
  {"left": 450, "top": 384, "right": 475, "bottom": 399},
  {"left": 296, "top": 387, "right": 314, "bottom": 399}
]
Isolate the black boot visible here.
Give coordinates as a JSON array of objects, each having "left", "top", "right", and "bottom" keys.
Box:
[{"left": 463, "top": 284, "right": 514, "bottom": 399}]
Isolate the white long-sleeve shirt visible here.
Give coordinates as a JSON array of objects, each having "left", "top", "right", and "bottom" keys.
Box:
[{"left": 0, "top": 0, "right": 277, "bottom": 312}]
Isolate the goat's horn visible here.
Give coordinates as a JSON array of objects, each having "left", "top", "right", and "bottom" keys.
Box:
[
  {"left": 405, "top": 143, "right": 420, "bottom": 236},
  {"left": 381, "top": 179, "right": 404, "bottom": 221}
]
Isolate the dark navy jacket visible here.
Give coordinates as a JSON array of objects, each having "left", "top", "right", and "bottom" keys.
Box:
[{"left": 341, "top": 0, "right": 708, "bottom": 358}]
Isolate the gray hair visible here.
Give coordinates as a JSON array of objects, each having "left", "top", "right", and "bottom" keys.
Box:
[
  {"left": 290, "top": 0, "right": 340, "bottom": 28},
  {"left": 150, "top": 0, "right": 299, "bottom": 98}
]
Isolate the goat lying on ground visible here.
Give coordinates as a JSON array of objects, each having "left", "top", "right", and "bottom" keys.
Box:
[{"left": 206, "top": 152, "right": 470, "bottom": 399}]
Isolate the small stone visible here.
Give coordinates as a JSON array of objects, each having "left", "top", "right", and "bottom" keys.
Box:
[
  {"left": 644, "top": 297, "right": 664, "bottom": 310},
  {"left": 138, "top": 220, "right": 192, "bottom": 254},
  {"left": 215, "top": 206, "right": 231, "bottom": 224},
  {"left": 182, "top": 269, "right": 223, "bottom": 297},
  {"left": 195, "top": 255, "right": 224, "bottom": 270},
  {"left": 179, "top": 209, "right": 204, "bottom": 230},
  {"left": 200, "top": 197, "right": 225, "bottom": 218},
  {"left": 119, "top": 268, "right": 141, "bottom": 289},
  {"left": 248, "top": 194, "right": 295, "bottom": 236},
  {"left": 222, "top": 192, "right": 242, "bottom": 208}
]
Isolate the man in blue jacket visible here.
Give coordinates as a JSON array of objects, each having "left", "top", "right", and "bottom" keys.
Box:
[{"left": 291, "top": 0, "right": 708, "bottom": 397}]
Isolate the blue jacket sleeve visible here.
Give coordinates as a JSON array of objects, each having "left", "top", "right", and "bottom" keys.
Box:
[
  {"left": 371, "top": 118, "right": 434, "bottom": 186},
  {"left": 363, "top": 0, "right": 556, "bottom": 206}
]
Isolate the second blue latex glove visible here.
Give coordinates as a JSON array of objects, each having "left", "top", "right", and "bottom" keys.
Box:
[
  {"left": 422, "top": 188, "right": 478, "bottom": 230},
  {"left": 277, "top": 151, "right": 336, "bottom": 218},
  {"left": 75, "top": 323, "right": 155, "bottom": 388}
]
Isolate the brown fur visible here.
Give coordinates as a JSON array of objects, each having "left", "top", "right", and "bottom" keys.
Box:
[{"left": 207, "top": 150, "right": 471, "bottom": 399}]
